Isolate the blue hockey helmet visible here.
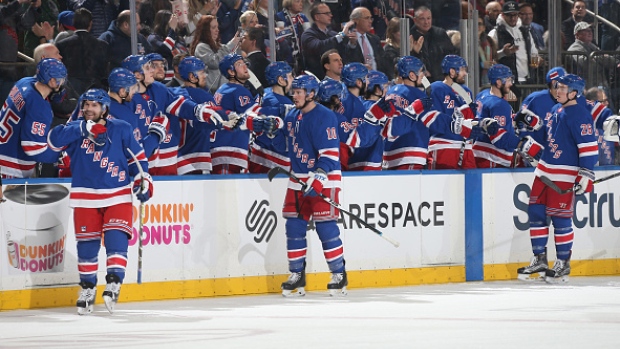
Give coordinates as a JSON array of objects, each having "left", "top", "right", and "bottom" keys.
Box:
[
  {"left": 546, "top": 66, "right": 566, "bottom": 83},
  {"left": 265, "top": 61, "right": 293, "bottom": 86},
  {"left": 341, "top": 62, "right": 368, "bottom": 87},
  {"left": 556, "top": 74, "right": 586, "bottom": 97},
  {"left": 366, "top": 70, "right": 389, "bottom": 93},
  {"left": 80, "top": 88, "right": 111, "bottom": 113},
  {"left": 36, "top": 58, "right": 67, "bottom": 85},
  {"left": 291, "top": 75, "right": 319, "bottom": 96},
  {"left": 487, "top": 64, "right": 514, "bottom": 84},
  {"left": 146, "top": 52, "right": 165, "bottom": 63},
  {"left": 441, "top": 54, "right": 467, "bottom": 75},
  {"left": 108, "top": 68, "right": 138, "bottom": 93},
  {"left": 397, "top": 56, "right": 424, "bottom": 78},
  {"left": 318, "top": 78, "right": 345, "bottom": 102},
  {"left": 178, "top": 56, "right": 205, "bottom": 81},
  {"left": 219, "top": 53, "right": 244, "bottom": 78},
  {"left": 121, "top": 55, "right": 149, "bottom": 74}
]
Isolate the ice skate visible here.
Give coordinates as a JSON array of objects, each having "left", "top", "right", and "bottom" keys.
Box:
[
  {"left": 517, "top": 250, "right": 548, "bottom": 281},
  {"left": 103, "top": 274, "right": 121, "bottom": 314},
  {"left": 281, "top": 269, "right": 306, "bottom": 297},
  {"left": 76, "top": 282, "right": 96, "bottom": 315},
  {"left": 545, "top": 258, "right": 571, "bottom": 284},
  {"left": 327, "top": 270, "right": 348, "bottom": 296}
]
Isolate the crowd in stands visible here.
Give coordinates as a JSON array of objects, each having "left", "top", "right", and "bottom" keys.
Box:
[{"left": 1, "top": 0, "right": 619, "bottom": 181}]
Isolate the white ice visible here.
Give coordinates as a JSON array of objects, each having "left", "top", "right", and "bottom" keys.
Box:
[{"left": 1, "top": 276, "right": 619, "bottom": 349}]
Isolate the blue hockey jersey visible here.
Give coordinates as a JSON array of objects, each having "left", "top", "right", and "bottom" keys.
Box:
[
  {"left": 48, "top": 118, "right": 148, "bottom": 208},
  {"left": 0, "top": 77, "right": 61, "bottom": 177}
]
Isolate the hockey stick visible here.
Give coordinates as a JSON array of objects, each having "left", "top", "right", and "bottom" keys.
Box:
[
  {"left": 126, "top": 148, "right": 145, "bottom": 284},
  {"left": 420, "top": 76, "right": 432, "bottom": 97},
  {"left": 451, "top": 82, "right": 473, "bottom": 104},
  {"left": 541, "top": 170, "right": 620, "bottom": 195},
  {"left": 267, "top": 166, "right": 400, "bottom": 247}
]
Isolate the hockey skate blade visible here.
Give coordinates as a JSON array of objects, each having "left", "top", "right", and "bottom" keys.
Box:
[
  {"left": 103, "top": 295, "right": 116, "bottom": 314},
  {"left": 77, "top": 305, "right": 93, "bottom": 316},
  {"left": 282, "top": 287, "right": 306, "bottom": 297},
  {"left": 329, "top": 286, "right": 348, "bottom": 297},
  {"left": 517, "top": 272, "right": 545, "bottom": 282},
  {"left": 545, "top": 275, "right": 569, "bottom": 284}
]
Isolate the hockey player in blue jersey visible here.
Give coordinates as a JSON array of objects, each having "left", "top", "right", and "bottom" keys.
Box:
[
  {"left": 248, "top": 61, "right": 294, "bottom": 174},
  {"left": 48, "top": 89, "right": 154, "bottom": 315},
  {"left": 428, "top": 55, "right": 477, "bottom": 169},
  {"left": 0, "top": 58, "right": 67, "bottom": 178},
  {"left": 382, "top": 56, "right": 432, "bottom": 170},
  {"left": 516, "top": 74, "right": 598, "bottom": 283},
  {"left": 122, "top": 55, "right": 223, "bottom": 176},
  {"left": 173, "top": 56, "right": 220, "bottom": 175},
  {"left": 212, "top": 53, "right": 264, "bottom": 174},
  {"left": 339, "top": 63, "right": 368, "bottom": 171},
  {"left": 271, "top": 75, "right": 348, "bottom": 296}
]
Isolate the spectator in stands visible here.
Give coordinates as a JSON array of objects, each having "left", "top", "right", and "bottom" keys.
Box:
[
  {"left": 300, "top": 2, "right": 351, "bottom": 80},
  {"left": 599, "top": 0, "right": 620, "bottom": 50},
  {"left": 356, "top": 0, "right": 388, "bottom": 39},
  {"left": 241, "top": 27, "right": 269, "bottom": 87},
  {"left": 148, "top": 10, "right": 189, "bottom": 69},
  {"left": 0, "top": 0, "right": 38, "bottom": 103},
  {"left": 568, "top": 22, "right": 619, "bottom": 87},
  {"left": 56, "top": 7, "right": 108, "bottom": 95},
  {"left": 216, "top": 0, "right": 242, "bottom": 44},
  {"left": 321, "top": 49, "right": 343, "bottom": 82},
  {"left": 55, "top": 10, "right": 76, "bottom": 43},
  {"left": 410, "top": 6, "right": 456, "bottom": 82},
  {"left": 68, "top": 0, "right": 126, "bottom": 38},
  {"left": 186, "top": 0, "right": 219, "bottom": 43},
  {"left": 248, "top": 0, "right": 268, "bottom": 27},
  {"left": 276, "top": 0, "right": 310, "bottom": 74},
  {"left": 24, "top": 0, "right": 58, "bottom": 57},
  {"left": 99, "top": 10, "right": 152, "bottom": 71},
  {"left": 341, "top": 7, "right": 389, "bottom": 76},
  {"left": 190, "top": 14, "right": 241, "bottom": 93},
  {"left": 561, "top": 0, "right": 594, "bottom": 50},
  {"left": 383, "top": 17, "right": 412, "bottom": 81},
  {"left": 138, "top": 0, "right": 172, "bottom": 37},
  {"left": 484, "top": 1, "right": 502, "bottom": 34},
  {"left": 166, "top": 52, "right": 188, "bottom": 87},
  {"left": 478, "top": 16, "right": 497, "bottom": 85},
  {"left": 489, "top": 1, "right": 539, "bottom": 84},
  {"left": 518, "top": 2, "right": 544, "bottom": 51}
]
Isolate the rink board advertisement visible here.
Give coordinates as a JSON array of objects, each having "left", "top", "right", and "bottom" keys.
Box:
[
  {"left": 0, "top": 173, "right": 464, "bottom": 294},
  {"left": 482, "top": 169, "right": 620, "bottom": 278}
]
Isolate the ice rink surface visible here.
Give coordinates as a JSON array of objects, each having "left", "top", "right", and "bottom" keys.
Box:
[{"left": 1, "top": 276, "right": 619, "bottom": 349}]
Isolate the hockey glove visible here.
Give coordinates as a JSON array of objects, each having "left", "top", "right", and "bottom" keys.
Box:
[
  {"left": 364, "top": 97, "right": 396, "bottom": 125},
  {"left": 602, "top": 115, "right": 620, "bottom": 142},
  {"left": 303, "top": 169, "right": 327, "bottom": 197},
  {"left": 479, "top": 118, "right": 499, "bottom": 136},
  {"left": 133, "top": 172, "right": 154, "bottom": 203},
  {"left": 195, "top": 103, "right": 224, "bottom": 127},
  {"left": 574, "top": 168, "right": 595, "bottom": 195},
  {"left": 450, "top": 106, "right": 478, "bottom": 138},
  {"left": 518, "top": 136, "right": 543, "bottom": 159},
  {"left": 148, "top": 113, "right": 170, "bottom": 142},
  {"left": 514, "top": 108, "right": 542, "bottom": 131},
  {"left": 81, "top": 120, "right": 107, "bottom": 146},
  {"left": 402, "top": 97, "right": 432, "bottom": 121}
]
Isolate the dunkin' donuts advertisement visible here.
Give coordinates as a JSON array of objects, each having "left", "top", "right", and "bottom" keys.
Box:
[{"left": 1, "top": 184, "right": 71, "bottom": 274}]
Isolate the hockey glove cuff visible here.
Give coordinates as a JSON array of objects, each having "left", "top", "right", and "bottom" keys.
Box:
[
  {"left": 575, "top": 168, "right": 595, "bottom": 195},
  {"left": 303, "top": 169, "right": 327, "bottom": 197},
  {"left": 148, "top": 113, "right": 170, "bottom": 142},
  {"left": 514, "top": 108, "right": 543, "bottom": 131},
  {"left": 81, "top": 120, "right": 107, "bottom": 146},
  {"left": 133, "top": 172, "right": 154, "bottom": 203}
]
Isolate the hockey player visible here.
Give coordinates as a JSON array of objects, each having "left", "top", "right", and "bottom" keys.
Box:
[
  {"left": 0, "top": 58, "right": 68, "bottom": 178},
  {"left": 339, "top": 63, "right": 368, "bottom": 171},
  {"left": 145, "top": 53, "right": 172, "bottom": 84},
  {"left": 173, "top": 57, "right": 220, "bottom": 175},
  {"left": 247, "top": 61, "right": 294, "bottom": 174},
  {"left": 212, "top": 53, "right": 263, "bottom": 174},
  {"left": 428, "top": 55, "right": 477, "bottom": 169},
  {"left": 516, "top": 74, "right": 598, "bottom": 283},
  {"left": 472, "top": 64, "right": 526, "bottom": 168},
  {"left": 47, "top": 89, "right": 154, "bottom": 314},
  {"left": 272, "top": 75, "right": 348, "bottom": 296},
  {"left": 122, "top": 55, "right": 224, "bottom": 175},
  {"left": 382, "top": 56, "right": 432, "bottom": 170}
]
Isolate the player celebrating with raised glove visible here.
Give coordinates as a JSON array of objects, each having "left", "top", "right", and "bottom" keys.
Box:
[
  {"left": 48, "top": 89, "right": 152, "bottom": 315},
  {"left": 516, "top": 74, "right": 597, "bottom": 284}
]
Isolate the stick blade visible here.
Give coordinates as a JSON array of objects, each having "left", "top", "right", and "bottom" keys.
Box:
[{"left": 267, "top": 167, "right": 285, "bottom": 182}]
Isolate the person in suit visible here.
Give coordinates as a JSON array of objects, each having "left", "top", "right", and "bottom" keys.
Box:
[
  {"left": 241, "top": 27, "right": 270, "bottom": 87},
  {"left": 341, "top": 7, "right": 389, "bottom": 76},
  {"left": 56, "top": 8, "right": 109, "bottom": 95}
]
